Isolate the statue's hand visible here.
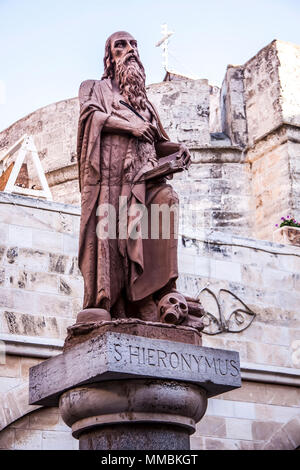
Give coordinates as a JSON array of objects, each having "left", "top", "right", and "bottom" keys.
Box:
[
  {"left": 130, "top": 121, "right": 158, "bottom": 144},
  {"left": 177, "top": 144, "right": 191, "bottom": 168}
]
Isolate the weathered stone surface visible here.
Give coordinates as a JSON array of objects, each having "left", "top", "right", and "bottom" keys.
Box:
[
  {"left": 273, "top": 226, "right": 300, "bottom": 247},
  {"left": 64, "top": 318, "right": 202, "bottom": 351},
  {"left": 29, "top": 331, "right": 240, "bottom": 406},
  {"left": 147, "top": 79, "right": 211, "bottom": 146},
  {"left": 60, "top": 379, "right": 207, "bottom": 440},
  {"left": 79, "top": 424, "right": 189, "bottom": 451},
  {"left": 0, "top": 38, "right": 300, "bottom": 450},
  {"left": 1, "top": 40, "right": 300, "bottom": 243},
  {"left": 221, "top": 66, "right": 247, "bottom": 147}
]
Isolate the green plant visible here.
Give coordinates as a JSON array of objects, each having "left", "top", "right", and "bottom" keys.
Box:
[{"left": 275, "top": 216, "right": 300, "bottom": 228}]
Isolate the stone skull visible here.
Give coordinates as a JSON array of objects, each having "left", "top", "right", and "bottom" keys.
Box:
[{"left": 158, "top": 292, "right": 189, "bottom": 325}]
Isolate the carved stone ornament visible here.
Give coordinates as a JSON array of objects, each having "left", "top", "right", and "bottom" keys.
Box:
[
  {"left": 197, "top": 288, "right": 256, "bottom": 335},
  {"left": 158, "top": 292, "right": 189, "bottom": 325},
  {"left": 273, "top": 225, "right": 300, "bottom": 247}
]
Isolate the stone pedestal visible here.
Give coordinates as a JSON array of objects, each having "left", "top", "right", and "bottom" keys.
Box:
[{"left": 29, "top": 320, "right": 241, "bottom": 450}]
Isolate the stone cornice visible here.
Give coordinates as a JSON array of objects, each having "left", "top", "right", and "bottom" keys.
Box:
[
  {"left": 0, "top": 191, "right": 80, "bottom": 216},
  {"left": 1, "top": 333, "right": 299, "bottom": 387}
]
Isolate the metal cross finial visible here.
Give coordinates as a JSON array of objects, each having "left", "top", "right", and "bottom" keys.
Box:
[{"left": 155, "top": 23, "right": 174, "bottom": 71}]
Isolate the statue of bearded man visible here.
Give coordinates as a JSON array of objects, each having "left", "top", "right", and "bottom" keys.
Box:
[{"left": 76, "top": 31, "right": 191, "bottom": 324}]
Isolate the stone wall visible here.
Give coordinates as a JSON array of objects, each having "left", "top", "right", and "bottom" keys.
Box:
[
  {"left": 173, "top": 148, "right": 251, "bottom": 238},
  {"left": 1, "top": 40, "right": 300, "bottom": 242},
  {"left": 0, "top": 193, "right": 81, "bottom": 343},
  {"left": 242, "top": 41, "right": 300, "bottom": 240},
  {"left": 147, "top": 79, "right": 211, "bottom": 145},
  {"left": 0, "top": 193, "right": 299, "bottom": 450},
  {"left": 1, "top": 38, "right": 300, "bottom": 450}
]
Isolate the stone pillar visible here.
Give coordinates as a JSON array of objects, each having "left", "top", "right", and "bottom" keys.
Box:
[{"left": 29, "top": 321, "right": 241, "bottom": 450}]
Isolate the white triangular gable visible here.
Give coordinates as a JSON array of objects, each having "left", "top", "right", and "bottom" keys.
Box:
[{"left": 0, "top": 134, "right": 52, "bottom": 201}]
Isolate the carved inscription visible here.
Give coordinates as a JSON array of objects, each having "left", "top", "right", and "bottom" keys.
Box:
[{"left": 113, "top": 343, "right": 239, "bottom": 377}]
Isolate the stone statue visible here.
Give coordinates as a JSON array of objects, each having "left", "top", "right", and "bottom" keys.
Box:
[{"left": 76, "top": 31, "right": 203, "bottom": 329}]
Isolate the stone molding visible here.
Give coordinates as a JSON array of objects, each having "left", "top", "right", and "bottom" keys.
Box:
[
  {"left": 0, "top": 191, "right": 80, "bottom": 216},
  {"left": 2, "top": 334, "right": 299, "bottom": 387},
  {"left": 59, "top": 381, "right": 208, "bottom": 438},
  {"left": 0, "top": 333, "right": 63, "bottom": 358},
  {"left": 181, "top": 231, "right": 300, "bottom": 257}
]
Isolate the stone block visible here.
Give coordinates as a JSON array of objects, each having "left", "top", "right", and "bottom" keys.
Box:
[
  {"left": 7, "top": 269, "right": 59, "bottom": 295},
  {"left": 204, "top": 436, "right": 238, "bottom": 450},
  {"left": 20, "top": 357, "right": 42, "bottom": 379},
  {"left": 255, "top": 403, "right": 300, "bottom": 423},
  {"left": 14, "top": 429, "right": 42, "bottom": 450},
  {"left": 246, "top": 342, "right": 290, "bottom": 367},
  {"left": 29, "top": 407, "right": 60, "bottom": 430},
  {"left": 223, "top": 340, "right": 248, "bottom": 362},
  {"left": 49, "top": 253, "right": 70, "bottom": 274},
  {"left": 29, "top": 331, "right": 241, "bottom": 406},
  {"left": 0, "top": 355, "right": 20, "bottom": 378},
  {"left": 0, "top": 224, "right": 8, "bottom": 244},
  {"left": 210, "top": 259, "right": 242, "bottom": 283},
  {"left": 10, "top": 415, "right": 30, "bottom": 429},
  {"left": 207, "top": 398, "right": 256, "bottom": 420},
  {"left": 195, "top": 415, "right": 226, "bottom": 438},
  {"left": 264, "top": 427, "right": 296, "bottom": 450},
  {"left": 1, "top": 311, "right": 61, "bottom": 338},
  {"left": 252, "top": 420, "right": 282, "bottom": 441},
  {"left": 283, "top": 417, "right": 300, "bottom": 448},
  {"left": 59, "top": 275, "right": 83, "bottom": 298},
  {"left": 190, "top": 436, "right": 205, "bottom": 450},
  {"left": 0, "top": 428, "right": 15, "bottom": 449},
  {"left": 63, "top": 233, "right": 79, "bottom": 256},
  {"left": 0, "top": 377, "right": 23, "bottom": 393},
  {"left": 9, "top": 225, "right": 33, "bottom": 248},
  {"left": 18, "top": 248, "right": 50, "bottom": 272},
  {"left": 0, "top": 288, "right": 15, "bottom": 309},
  {"left": 36, "top": 293, "right": 73, "bottom": 318},
  {"left": 32, "top": 229, "right": 63, "bottom": 253},
  {"left": 41, "top": 430, "right": 78, "bottom": 450},
  {"left": 225, "top": 417, "right": 252, "bottom": 440}
]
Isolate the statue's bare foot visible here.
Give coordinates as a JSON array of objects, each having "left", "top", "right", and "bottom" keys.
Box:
[{"left": 76, "top": 308, "right": 111, "bottom": 324}]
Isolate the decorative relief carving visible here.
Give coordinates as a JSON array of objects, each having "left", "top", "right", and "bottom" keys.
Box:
[{"left": 197, "top": 287, "right": 256, "bottom": 335}]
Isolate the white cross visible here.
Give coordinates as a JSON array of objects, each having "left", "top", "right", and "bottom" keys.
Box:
[{"left": 155, "top": 23, "right": 174, "bottom": 71}]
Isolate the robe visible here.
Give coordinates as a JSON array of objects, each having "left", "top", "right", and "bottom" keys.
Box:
[{"left": 77, "top": 78, "right": 178, "bottom": 314}]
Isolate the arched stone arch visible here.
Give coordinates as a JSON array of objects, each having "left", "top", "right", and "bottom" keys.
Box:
[
  {"left": 0, "top": 380, "right": 41, "bottom": 431},
  {"left": 263, "top": 417, "right": 300, "bottom": 450}
]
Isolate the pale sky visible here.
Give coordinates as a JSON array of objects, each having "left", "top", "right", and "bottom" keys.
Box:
[{"left": 1, "top": 0, "right": 300, "bottom": 132}]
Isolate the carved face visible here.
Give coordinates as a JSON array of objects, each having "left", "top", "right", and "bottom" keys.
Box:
[
  {"left": 110, "top": 32, "right": 139, "bottom": 68},
  {"left": 106, "top": 32, "right": 147, "bottom": 111},
  {"left": 158, "top": 293, "right": 188, "bottom": 325}
]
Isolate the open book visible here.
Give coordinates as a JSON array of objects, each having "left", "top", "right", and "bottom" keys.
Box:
[{"left": 143, "top": 151, "right": 189, "bottom": 181}]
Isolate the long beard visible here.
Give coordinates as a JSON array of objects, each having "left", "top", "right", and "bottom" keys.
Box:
[{"left": 115, "top": 55, "right": 147, "bottom": 111}]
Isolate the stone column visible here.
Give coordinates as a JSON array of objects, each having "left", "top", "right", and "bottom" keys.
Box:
[
  {"left": 60, "top": 380, "right": 207, "bottom": 450},
  {"left": 29, "top": 321, "right": 241, "bottom": 450}
]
